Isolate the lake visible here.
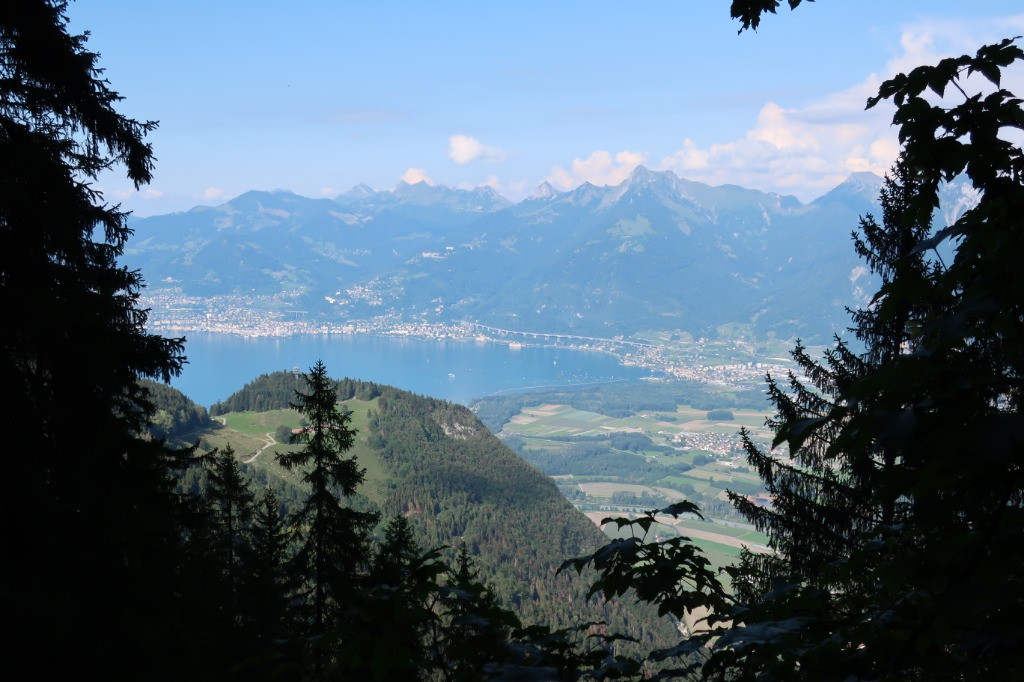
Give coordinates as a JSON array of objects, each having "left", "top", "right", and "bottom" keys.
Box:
[{"left": 170, "top": 332, "right": 655, "bottom": 407}]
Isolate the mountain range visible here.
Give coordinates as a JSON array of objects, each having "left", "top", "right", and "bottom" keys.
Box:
[{"left": 125, "top": 167, "right": 976, "bottom": 340}]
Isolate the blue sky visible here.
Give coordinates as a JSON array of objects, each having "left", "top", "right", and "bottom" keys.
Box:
[{"left": 66, "top": 1, "right": 1024, "bottom": 216}]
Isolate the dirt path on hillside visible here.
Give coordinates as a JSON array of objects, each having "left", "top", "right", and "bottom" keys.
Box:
[{"left": 243, "top": 433, "right": 276, "bottom": 464}]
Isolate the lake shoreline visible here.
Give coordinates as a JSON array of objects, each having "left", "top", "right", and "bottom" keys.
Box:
[{"left": 168, "top": 330, "right": 656, "bottom": 409}]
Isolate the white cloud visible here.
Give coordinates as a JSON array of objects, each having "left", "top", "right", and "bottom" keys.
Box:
[
  {"left": 448, "top": 134, "right": 507, "bottom": 165},
  {"left": 400, "top": 167, "right": 433, "bottom": 185},
  {"left": 659, "top": 95, "right": 898, "bottom": 199},
  {"left": 456, "top": 175, "right": 531, "bottom": 200},
  {"left": 891, "top": 15, "right": 1024, "bottom": 96},
  {"left": 547, "top": 150, "right": 648, "bottom": 190},
  {"left": 505, "top": 178, "right": 531, "bottom": 196},
  {"left": 884, "top": 14, "right": 1024, "bottom": 78},
  {"left": 657, "top": 47, "right": 897, "bottom": 198},
  {"left": 203, "top": 187, "right": 226, "bottom": 201},
  {"left": 318, "top": 187, "right": 339, "bottom": 197},
  {"left": 643, "top": 14, "right": 1024, "bottom": 200},
  {"left": 142, "top": 188, "right": 164, "bottom": 199}
]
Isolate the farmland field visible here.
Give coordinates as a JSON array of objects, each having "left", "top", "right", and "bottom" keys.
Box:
[
  {"left": 500, "top": 400, "right": 776, "bottom": 542},
  {"left": 197, "top": 399, "right": 389, "bottom": 503},
  {"left": 578, "top": 482, "right": 687, "bottom": 500},
  {"left": 584, "top": 509, "right": 770, "bottom": 572}
]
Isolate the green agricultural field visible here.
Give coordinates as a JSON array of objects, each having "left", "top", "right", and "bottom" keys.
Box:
[
  {"left": 578, "top": 481, "right": 686, "bottom": 500},
  {"left": 659, "top": 475, "right": 712, "bottom": 494},
  {"left": 688, "top": 537, "right": 743, "bottom": 563},
  {"left": 196, "top": 399, "right": 390, "bottom": 503},
  {"left": 515, "top": 436, "right": 570, "bottom": 453},
  {"left": 657, "top": 452, "right": 699, "bottom": 467},
  {"left": 504, "top": 402, "right": 771, "bottom": 446},
  {"left": 680, "top": 468, "right": 735, "bottom": 483},
  {"left": 220, "top": 408, "right": 303, "bottom": 437},
  {"left": 508, "top": 404, "right": 616, "bottom": 437},
  {"left": 503, "top": 401, "right": 772, "bottom": 524},
  {"left": 674, "top": 517, "right": 770, "bottom": 547},
  {"left": 337, "top": 398, "right": 388, "bottom": 504},
  {"left": 196, "top": 425, "right": 269, "bottom": 460}
]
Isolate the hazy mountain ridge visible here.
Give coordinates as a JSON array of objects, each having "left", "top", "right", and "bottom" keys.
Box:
[{"left": 126, "top": 167, "right": 971, "bottom": 340}]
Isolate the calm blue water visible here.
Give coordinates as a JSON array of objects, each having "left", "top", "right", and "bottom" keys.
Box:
[{"left": 170, "top": 333, "right": 653, "bottom": 407}]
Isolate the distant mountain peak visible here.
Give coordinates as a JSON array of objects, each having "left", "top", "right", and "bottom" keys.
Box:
[
  {"left": 395, "top": 179, "right": 431, "bottom": 190},
  {"left": 562, "top": 181, "right": 607, "bottom": 206},
  {"left": 624, "top": 165, "right": 683, "bottom": 192},
  {"left": 812, "top": 171, "right": 884, "bottom": 207},
  {"left": 331, "top": 179, "right": 512, "bottom": 212},
  {"left": 472, "top": 185, "right": 502, "bottom": 197},
  {"left": 629, "top": 165, "right": 657, "bottom": 181},
  {"left": 528, "top": 181, "right": 560, "bottom": 200},
  {"left": 342, "top": 183, "right": 377, "bottom": 197},
  {"left": 605, "top": 166, "right": 687, "bottom": 209},
  {"left": 844, "top": 171, "right": 884, "bottom": 189},
  {"left": 225, "top": 188, "right": 298, "bottom": 208}
]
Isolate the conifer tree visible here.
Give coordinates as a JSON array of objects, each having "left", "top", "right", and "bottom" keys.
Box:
[
  {"left": 277, "top": 361, "right": 376, "bottom": 641},
  {"left": 203, "top": 446, "right": 255, "bottom": 599},
  {"left": 715, "top": 39, "right": 1024, "bottom": 680},
  {"left": 730, "top": 161, "right": 936, "bottom": 599},
  {"left": 238, "top": 487, "right": 297, "bottom": 675},
  {"left": 570, "top": 36, "right": 1024, "bottom": 682},
  {"left": 435, "top": 544, "right": 522, "bottom": 680},
  {"left": 1, "top": 2, "right": 187, "bottom": 675},
  {"left": 337, "top": 515, "right": 447, "bottom": 679},
  {"left": 245, "top": 488, "right": 294, "bottom": 625}
]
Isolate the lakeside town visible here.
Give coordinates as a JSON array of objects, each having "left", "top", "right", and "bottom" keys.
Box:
[{"left": 143, "top": 288, "right": 797, "bottom": 392}]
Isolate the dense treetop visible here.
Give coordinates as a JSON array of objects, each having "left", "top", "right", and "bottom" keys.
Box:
[{"left": 2, "top": 1, "right": 186, "bottom": 676}]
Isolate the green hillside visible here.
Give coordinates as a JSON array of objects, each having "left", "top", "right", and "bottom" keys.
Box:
[{"left": 202, "top": 371, "right": 677, "bottom": 646}]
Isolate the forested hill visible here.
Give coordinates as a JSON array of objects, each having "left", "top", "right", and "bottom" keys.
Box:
[
  {"left": 210, "top": 371, "right": 388, "bottom": 414},
  {"left": 212, "top": 370, "right": 676, "bottom": 645},
  {"left": 140, "top": 378, "right": 215, "bottom": 442}
]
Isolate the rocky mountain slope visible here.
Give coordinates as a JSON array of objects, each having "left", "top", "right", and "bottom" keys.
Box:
[{"left": 126, "top": 167, "right": 907, "bottom": 340}]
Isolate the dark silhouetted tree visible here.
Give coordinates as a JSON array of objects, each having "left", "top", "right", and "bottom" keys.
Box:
[
  {"left": 336, "top": 515, "right": 446, "bottom": 679},
  {"left": 1, "top": 1, "right": 188, "bottom": 676},
  {"left": 729, "top": 162, "right": 936, "bottom": 602},
  {"left": 238, "top": 487, "right": 298, "bottom": 676},
  {"left": 434, "top": 543, "right": 526, "bottom": 680},
  {"left": 569, "top": 36, "right": 1024, "bottom": 682},
  {"left": 277, "top": 360, "right": 376, "bottom": 669},
  {"left": 203, "top": 445, "right": 255, "bottom": 610},
  {"left": 720, "top": 38, "right": 1024, "bottom": 681}
]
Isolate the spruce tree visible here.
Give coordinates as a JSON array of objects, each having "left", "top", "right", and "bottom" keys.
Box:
[
  {"left": 715, "top": 39, "right": 1024, "bottom": 680},
  {"left": 277, "top": 361, "right": 376, "bottom": 643},
  {"left": 238, "top": 487, "right": 297, "bottom": 676},
  {"left": 1, "top": 2, "right": 187, "bottom": 675},
  {"left": 731, "top": 161, "right": 936, "bottom": 599},
  {"left": 568, "top": 37, "right": 1024, "bottom": 682},
  {"left": 244, "top": 488, "right": 294, "bottom": 630},
  {"left": 337, "top": 515, "right": 447, "bottom": 679},
  {"left": 202, "top": 446, "right": 255, "bottom": 612},
  {"left": 436, "top": 544, "right": 523, "bottom": 680}
]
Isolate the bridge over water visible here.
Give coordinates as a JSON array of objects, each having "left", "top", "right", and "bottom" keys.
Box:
[{"left": 465, "top": 323, "right": 657, "bottom": 350}]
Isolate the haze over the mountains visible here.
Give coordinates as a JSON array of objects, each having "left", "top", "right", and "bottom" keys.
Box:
[{"left": 127, "top": 167, "right": 977, "bottom": 341}]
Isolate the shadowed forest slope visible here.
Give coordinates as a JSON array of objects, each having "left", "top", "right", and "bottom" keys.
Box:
[{"left": 209, "top": 371, "right": 678, "bottom": 645}]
